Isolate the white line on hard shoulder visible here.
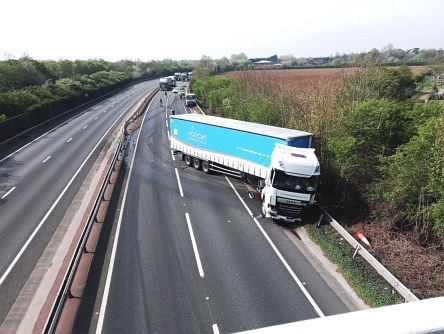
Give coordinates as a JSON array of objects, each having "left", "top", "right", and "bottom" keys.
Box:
[
  {"left": 0, "top": 87, "right": 153, "bottom": 164},
  {"left": 0, "top": 93, "right": 146, "bottom": 289},
  {"left": 95, "top": 94, "right": 155, "bottom": 334},
  {"left": 175, "top": 168, "right": 183, "bottom": 197},
  {"left": 185, "top": 213, "right": 205, "bottom": 278},
  {"left": 1, "top": 187, "right": 16, "bottom": 199},
  {"left": 224, "top": 176, "right": 325, "bottom": 318}
]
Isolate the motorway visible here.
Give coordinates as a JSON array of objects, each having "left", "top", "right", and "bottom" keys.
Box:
[
  {"left": 77, "top": 88, "right": 361, "bottom": 334},
  {"left": 0, "top": 80, "right": 157, "bottom": 331}
]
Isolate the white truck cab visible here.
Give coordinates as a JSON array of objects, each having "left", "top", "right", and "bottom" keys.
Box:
[{"left": 262, "top": 144, "right": 320, "bottom": 221}]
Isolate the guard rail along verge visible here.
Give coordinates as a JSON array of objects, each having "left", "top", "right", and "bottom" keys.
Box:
[
  {"left": 44, "top": 87, "right": 158, "bottom": 333},
  {"left": 316, "top": 204, "right": 419, "bottom": 302}
]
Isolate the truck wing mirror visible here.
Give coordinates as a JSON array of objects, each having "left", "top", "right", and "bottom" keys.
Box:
[{"left": 258, "top": 179, "right": 266, "bottom": 189}]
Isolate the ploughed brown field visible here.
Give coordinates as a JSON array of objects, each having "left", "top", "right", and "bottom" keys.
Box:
[
  {"left": 225, "top": 68, "right": 351, "bottom": 85},
  {"left": 226, "top": 66, "right": 427, "bottom": 81}
]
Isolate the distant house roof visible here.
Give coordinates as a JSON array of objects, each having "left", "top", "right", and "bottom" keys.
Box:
[
  {"left": 254, "top": 60, "right": 273, "bottom": 64},
  {"left": 253, "top": 59, "right": 282, "bottom": 69}
]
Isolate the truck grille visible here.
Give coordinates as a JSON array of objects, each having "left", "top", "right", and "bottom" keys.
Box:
[{"left": 276, "top": 197, "right": 306, "bottom": 217}]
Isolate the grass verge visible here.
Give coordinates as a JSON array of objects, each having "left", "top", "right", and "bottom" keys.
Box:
[{"left": 304, "top": 218, "right": 402, "bottom": 307}]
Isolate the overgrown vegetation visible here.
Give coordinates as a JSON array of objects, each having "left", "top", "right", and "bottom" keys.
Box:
[
  {"left": 304, "top": 222, "right": 400, "bottom": 307},
  {"left": 0, "top": 71, "right": 131, "bottom": 118},
  {"left": 191, "top": 58, "right": 444, "bottom": 299},
  {"left": 0, "top": 56, "right": 195, "bottom": 120}
]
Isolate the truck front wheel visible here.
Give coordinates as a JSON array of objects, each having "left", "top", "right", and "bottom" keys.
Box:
[
  {"left": 184, "top": 155, "right": 192, "bottom": 166},
  {"left": 201, "top": 160, "right": 210, "bottom": 174},
  {"left": 193, "top": 158, "right": 201, "bottom": 170}
]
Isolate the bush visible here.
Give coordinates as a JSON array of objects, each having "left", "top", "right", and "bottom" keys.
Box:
[{"left": 374, "top": 104, "right": 444, "bottom": 241}]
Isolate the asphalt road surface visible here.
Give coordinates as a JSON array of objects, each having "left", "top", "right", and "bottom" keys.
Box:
[
  {"left": 0, "top": 80, "right": 156, "bottom": 328},
  {"left": 82, "top": 91, "right": 359, "bottom": 334}
]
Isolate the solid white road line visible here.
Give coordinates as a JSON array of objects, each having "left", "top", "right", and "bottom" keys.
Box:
[
  {"left": 175, "top": 168, "right": 183, "bottom": 197},
  {"left": 212, "top": 324, "right": 220, "bottom": 334},
  {"left": 185, "top": 213, "right": 205, "bottom": 278},
  {"left": 225, "top": 176, "right": 325, "bottom": 318},
  {"left": 0, "top": 96, "right": 141, "bottom": 288},
  {"left": 1, "top": 187, "right": 16, "bottom": 199},
  {"left": 95, "top": 96, "right": 155, "bottom": 334}
]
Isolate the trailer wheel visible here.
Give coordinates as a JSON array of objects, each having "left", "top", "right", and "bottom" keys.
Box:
[
  {"left": 184, "top": 155, "right": 192, "bottom": 166},
  {"left": 201, "top": 160, "right": 210, "bottom": 174},
  {"left": 193, "top": 158, "right": 201, "bottom": 170}
]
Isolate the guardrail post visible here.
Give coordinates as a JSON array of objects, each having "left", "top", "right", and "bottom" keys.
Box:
[
  {"left": 352, "top": 244, "right": 361, "bottom": 258},
  {"left": 94, "top": 216, "right": 103, "bottom": 224},
  {"left": 316, "top": 213, "right": 324, "bottom": 227},
  {"left": 83, "top": 243, "right": 91, "bottom": 254}
]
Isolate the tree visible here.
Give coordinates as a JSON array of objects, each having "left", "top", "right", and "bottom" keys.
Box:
[
  {"left": 328, "top": 99, "right": 410, "bottom": 195},
  {"left": 331, "top": 59, "right": 343, "bottom": 67},
  {"left": 214, "top": 57, "right": 231, "bottom": 73},
  {"left": 364, "top": 48, "right": 382, "bottom": 63},
  {"left": 426, "top": 49, "right": 444, "bottom": 84},
  {"left": 194, "top": 55, "right": 214, "bottom": 78},
  {"left": 230, "top": 52, "right": 248, "bottom": 62},
  {"left": 374, "top": 103, "right": 444, "bottom": 243},
  {"left": 279, "top": 54, "right": 295, "bottom": 62}
]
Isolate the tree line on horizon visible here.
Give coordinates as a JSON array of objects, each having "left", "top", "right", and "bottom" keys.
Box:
[
  {"left": 278, "top": 45, "right": 444, "bottom": 67},
  {"left": 1, "top": 46, "right": 442, "bottom": 123},
  {"left": 191, "top": 46, "right": 444, "bottom": 75},
  {"left": 0, "top": 56, "right": 194, "bottom": 121}
]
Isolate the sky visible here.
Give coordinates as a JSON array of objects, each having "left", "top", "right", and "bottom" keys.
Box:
[{"left": 1, "top": 0, "right": 443, "bottom": 62}]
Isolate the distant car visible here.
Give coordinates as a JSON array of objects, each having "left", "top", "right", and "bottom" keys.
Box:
[
  {"left": 172, "top": 87, "right": 179, "bottom": 93},
  {"left": 178, "top": 86, "right": 185, "bottom": 96}
]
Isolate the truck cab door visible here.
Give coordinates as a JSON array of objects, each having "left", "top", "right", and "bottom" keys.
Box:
[{"left": 262, "top": 168, "right": 275, "bottom": 203}]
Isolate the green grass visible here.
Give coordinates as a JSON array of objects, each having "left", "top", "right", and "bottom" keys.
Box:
[
  {"left": 304, "top": 214, "right": 402, "bottom": 307},
  {"left": 417, "top": 79, "right": 443, "bottom": 93}
]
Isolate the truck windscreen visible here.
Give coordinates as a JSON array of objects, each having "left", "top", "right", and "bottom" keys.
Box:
[{"left": 272, "top": 170, "right": 318, "bottom": 193}]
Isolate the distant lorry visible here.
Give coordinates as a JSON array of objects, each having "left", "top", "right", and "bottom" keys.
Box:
[
  {"left": 168, "top": 75, "right": 176, "bottom": 87},
  {"left": 185, "top": 93, "right": 196, "bottom": 107},
  {"left": 170, "top": 114, "right": 320, "bottom": 222},
  {"left": 174, "top": 72, "right": 181, "bottom": 81},
  {"left": 159, "top": 77, "right": 172, "bottom": 91}
]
